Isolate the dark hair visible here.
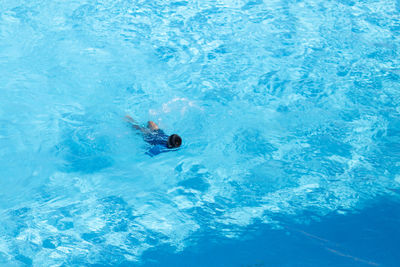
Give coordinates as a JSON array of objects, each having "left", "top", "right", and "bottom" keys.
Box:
[{"left": 168, "top": 134, "right": 182, "bottom": 148}]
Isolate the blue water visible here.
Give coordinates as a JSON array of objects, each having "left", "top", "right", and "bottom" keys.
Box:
[{"left": 1, "top": 0, "right": 400, "bottom": 266}]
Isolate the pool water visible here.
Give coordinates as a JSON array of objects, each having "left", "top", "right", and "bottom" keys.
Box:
[{"left": 1, "top": 0, "right": 400, "bottom": 266}]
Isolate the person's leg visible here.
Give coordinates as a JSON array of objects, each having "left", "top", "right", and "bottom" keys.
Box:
[
  {"left": 124, "top": 115, "right": 136, "bottom": 124},
  {"left": 125, "top": 115, "right": 149, "bottom": 133},
  {"left": 147, "top": 121, "right": 159, "bottom": 131}
]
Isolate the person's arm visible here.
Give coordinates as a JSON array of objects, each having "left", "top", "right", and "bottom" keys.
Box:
[{"left": 125, "top": 115, "right": 150, "bottom": 134}]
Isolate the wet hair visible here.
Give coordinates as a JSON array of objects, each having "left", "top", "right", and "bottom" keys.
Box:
[{"left": 167, "top": 134, "right": 182, "bottom": 148}]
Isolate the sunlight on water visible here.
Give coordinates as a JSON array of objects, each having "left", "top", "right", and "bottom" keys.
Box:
[{"left": 0, "top": 0, "right": 400, "bottom": 265}]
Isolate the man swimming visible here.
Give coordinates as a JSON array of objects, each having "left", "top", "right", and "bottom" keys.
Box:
[{"left": 125, "top": 115, "right": 182, "bottom": 156}]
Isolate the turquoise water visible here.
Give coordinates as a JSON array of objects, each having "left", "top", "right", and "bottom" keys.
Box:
[{"left": 1, "top": 0, "right": 400, "bottom": 266}]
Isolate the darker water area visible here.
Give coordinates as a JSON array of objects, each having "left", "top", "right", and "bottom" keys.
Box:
[{"left": 138, "top": 196, "right": 400, "bottom": 267}]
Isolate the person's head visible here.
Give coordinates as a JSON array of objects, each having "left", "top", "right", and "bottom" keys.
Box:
[{"left": 167, "top": 134, "right": 182, "bottom": 149}]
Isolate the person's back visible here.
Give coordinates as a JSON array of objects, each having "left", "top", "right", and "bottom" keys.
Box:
[{"left": 125, "top": 116, "right": 182, "bottom": 156}]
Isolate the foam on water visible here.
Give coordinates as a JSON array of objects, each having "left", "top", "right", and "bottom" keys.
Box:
[{"left": 1, "top": 0, "right": 400, "bottom": 265}]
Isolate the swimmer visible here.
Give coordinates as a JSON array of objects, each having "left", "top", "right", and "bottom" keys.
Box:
[{"left": 125, "top": 115, "right": 182, "bottom": 156}]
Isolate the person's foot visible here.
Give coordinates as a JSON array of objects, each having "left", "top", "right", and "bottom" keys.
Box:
[{"left": 124, "top": 115, "right": 135, "bottom": 123}]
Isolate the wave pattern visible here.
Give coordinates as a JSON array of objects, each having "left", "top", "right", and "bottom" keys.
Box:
[{"left": 1, "top": 0, "right": 400, "bottom": 265}]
